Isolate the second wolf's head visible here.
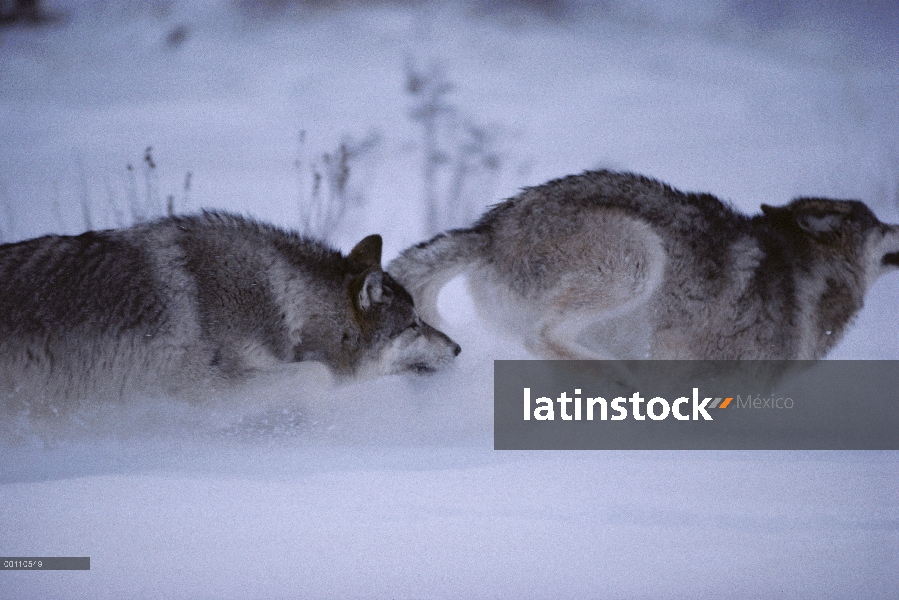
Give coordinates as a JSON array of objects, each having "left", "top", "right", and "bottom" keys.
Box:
[{"left": 760, "top": 198, "right": 899, "bottom": 292}]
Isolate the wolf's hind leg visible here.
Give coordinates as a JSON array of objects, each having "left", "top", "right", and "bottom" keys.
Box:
[
  {"left": 532, "top": 303, "right": 653, "bottom": 360},
  {"left": 531, "top": 229, "right": 666, "bottom": 361},
  {"left": 533, "top": 312, "right": 610, "bottom": 359}
]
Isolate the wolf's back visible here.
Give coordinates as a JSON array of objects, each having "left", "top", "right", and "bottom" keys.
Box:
[
  {"left": 387, "top": 226, "right": 490, "bottom": 326},
  {"left": 0, "top": 230, "right": 168, "bottom": 338},
  {"left": 0, "top": 228, "right": 198, "bottom": 405}
]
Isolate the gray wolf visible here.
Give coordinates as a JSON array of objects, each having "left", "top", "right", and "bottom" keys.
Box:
[
  {"left": 389, "top": 170, "right": 899, "bottom": 360},
  {"left": 0, "top": 212, "right": 460, "bottom": 408}
]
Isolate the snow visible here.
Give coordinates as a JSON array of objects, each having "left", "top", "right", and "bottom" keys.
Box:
[{"left": 1, "top": 1, "right": 897, "bottom": 598}]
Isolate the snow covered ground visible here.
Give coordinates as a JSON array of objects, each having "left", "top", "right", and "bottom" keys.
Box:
[{"left": 1, "top": 1, "right": 897, "bottom": 598}]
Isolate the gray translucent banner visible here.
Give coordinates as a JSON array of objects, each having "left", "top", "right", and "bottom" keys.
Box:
[
  {"left": 494, "top": 361, "right": 899, "bottom": 450},
  {"left": 1, "top": 557, "right": 90, "bottom": 570}
]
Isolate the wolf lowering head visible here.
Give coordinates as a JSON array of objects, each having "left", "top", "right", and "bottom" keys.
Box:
[
  {"left": 0, "top": 212, "right": 460, "bottom": 403},
  {"left": 389, "top": 170, "right": 899, "bottom": 360},
  {"left": 328, "top": 231, "right": 461, "bottom": 377}
]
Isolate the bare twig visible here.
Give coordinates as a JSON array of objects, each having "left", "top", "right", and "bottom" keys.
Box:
[
  {"left": 406, "top": 58, "right": 506, "bottom": 235},
  {"left": 297, "top": 131, "right": 380, "bottom": 241}
]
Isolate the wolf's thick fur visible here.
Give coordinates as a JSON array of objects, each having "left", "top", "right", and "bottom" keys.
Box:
[
  {"left": 0, "top": 212, "right": 460, "bottom": 408},
  {"left": 389, "top": 170, "right": 899, "bottom": 360}
]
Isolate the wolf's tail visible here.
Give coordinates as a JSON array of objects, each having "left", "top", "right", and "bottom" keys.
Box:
[{"left": 387, "top": 226, "right": 489, "bottom": 327}]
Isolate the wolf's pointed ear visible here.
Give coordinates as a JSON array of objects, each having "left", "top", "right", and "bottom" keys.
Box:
[
  {"left": 761, "top": 204, "right": 794, "bottom": 227},
  {"left": 760, "top": 204, "right": 781, "bottom": 217},
  {"left": 348, "top": 234, "right": 383, "bottom": 269},
  {"left": 795, "top": 211, "right": 845, "bottom": 238},
  {"left": 357, "top": 268, "right": 392, "bottom": 310},
  {"left": 763, "top": 203, "right": 845, "bottom": 240}
]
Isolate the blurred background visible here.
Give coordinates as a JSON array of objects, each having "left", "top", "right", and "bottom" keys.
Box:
[{"left": 2, "top": 1, "right": 897, "bottom": 251}]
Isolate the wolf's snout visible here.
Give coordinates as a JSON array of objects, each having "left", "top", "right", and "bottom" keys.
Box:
[{"left": 453, "top": 342, "right": 462, "bottom": 356}]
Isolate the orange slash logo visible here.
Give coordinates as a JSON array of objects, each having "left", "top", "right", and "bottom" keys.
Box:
[{"left": 711, "top": 397, "right": 733, "bottom": 409}]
